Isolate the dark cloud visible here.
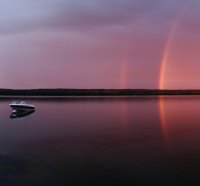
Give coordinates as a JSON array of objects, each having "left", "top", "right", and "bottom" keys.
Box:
[{"left": 0, "top": 0, "right": 183, "bottom": 35}]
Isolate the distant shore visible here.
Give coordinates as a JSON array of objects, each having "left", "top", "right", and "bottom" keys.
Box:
[{"left": 1, "top": 89, "right": 200, "bottom": 96}]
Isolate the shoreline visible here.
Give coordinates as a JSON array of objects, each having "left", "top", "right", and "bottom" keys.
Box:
[{"left": 1, "top": 89, "right": 200, "bottom": 96}]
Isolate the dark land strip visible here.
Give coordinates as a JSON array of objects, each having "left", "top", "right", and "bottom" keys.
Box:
[{"left": 1, "top": 89, "right": 200, "bottom": 96}]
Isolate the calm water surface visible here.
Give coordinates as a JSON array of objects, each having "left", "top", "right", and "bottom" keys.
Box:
[{"left": 0, "top": 96, "right": 200, "bottom": 185}]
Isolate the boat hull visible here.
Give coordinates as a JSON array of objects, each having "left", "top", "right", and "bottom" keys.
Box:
[{"left": 10, "top": 105, "right": 35, "bottom": 110}]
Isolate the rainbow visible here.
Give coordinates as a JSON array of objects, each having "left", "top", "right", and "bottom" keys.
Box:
[
  {"left": 159, "top": 1, "right": 190, "bottom": 150},
  {"left": 159, "top": 0, "right": 190, "bottom": 89},
  {"left": 120, "top": 60, "right": 128, "bottom": 88}
]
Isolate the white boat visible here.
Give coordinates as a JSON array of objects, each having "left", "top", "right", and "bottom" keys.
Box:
[{"left": 9, "top": 101, "right": 35, "bottom": 110}]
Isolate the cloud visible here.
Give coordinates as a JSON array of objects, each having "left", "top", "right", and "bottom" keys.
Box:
[
  {"left": 0, "top": 0, "right": 183, "bottom": 35},
  {"left": 0, "top": 0, "right": 188, "bottom": 89}
]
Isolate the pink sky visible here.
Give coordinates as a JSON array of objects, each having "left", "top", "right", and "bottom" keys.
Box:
[{"left": 1, "top": 0, "right": 200, "bottom": 89}]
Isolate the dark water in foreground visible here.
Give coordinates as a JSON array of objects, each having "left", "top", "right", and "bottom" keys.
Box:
[{"left": 0, "top": 96, "right": 200, "bottom": 185}]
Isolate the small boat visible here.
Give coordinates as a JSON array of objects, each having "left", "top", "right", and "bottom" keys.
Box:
[{"left": 9, "top": 101, "right": 35, "bottom": 110}]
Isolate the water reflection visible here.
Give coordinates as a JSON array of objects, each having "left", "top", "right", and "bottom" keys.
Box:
[
  {"left": 0, "top": 97, "right": 199, "bottom": 185},
  {"left": 159, "top": 96, "right": 200, "bottom": 183},
  {"left": 10, "top": 109, "right": 35, "bottom": 120}
]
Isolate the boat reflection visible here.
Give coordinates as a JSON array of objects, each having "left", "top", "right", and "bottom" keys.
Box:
[{"left": 10, "top": 109, "right": 35, "bottom": 120}]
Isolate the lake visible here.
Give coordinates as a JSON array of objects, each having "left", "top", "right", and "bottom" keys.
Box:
[{"left": 0, "top": 96, "right": 200, "bottom": 185}]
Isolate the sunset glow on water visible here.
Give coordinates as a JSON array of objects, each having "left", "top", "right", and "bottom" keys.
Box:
[{"left": 0, "top": 97, "right": 199, "bottom": 185}]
